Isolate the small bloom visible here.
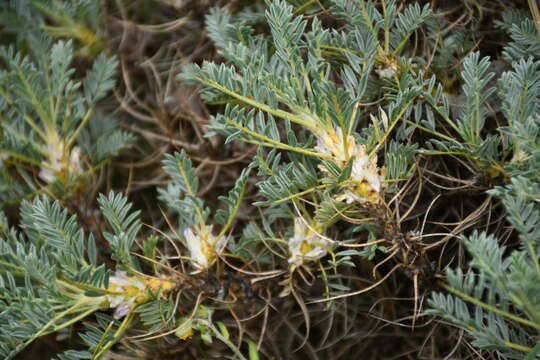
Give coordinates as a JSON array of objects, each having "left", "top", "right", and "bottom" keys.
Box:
[
  {"left": 175, "top": 319, "right": 194, "bottom": 340},
  {"left": 375, "top": 57, "right": 398, "bottom": 79},
  {"left": 338, "top": 145, "right": 384, "bottom": 204},
  {"left": 375, "top": 65, "right": 397, "bottom": 79},
  {"left": 314, "top": 127, "right": 357, "bottom": 167},
  {"left": 314, "top": 127, "right": 385, "bottom": 204},
  {"left": 39, "top": 136, "right": 83, "bottom": 183},
  {"left": 105, "top": 271, "right": 175, "bottom": 319},
  {"left": 288, "top": 218, "right": 329, "bottom": 268},
  {"left": 184, "top": 226, "right": 228, "bottom": 273}
]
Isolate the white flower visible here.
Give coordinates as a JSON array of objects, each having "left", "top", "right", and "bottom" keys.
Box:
[
  {"left": 314, "top": 126, "right": 385, "bottom": 204},
  {"left": 56, "top": 271, "right": 175, "bottom": 320},
  {"left": 288, "top": 218, "right": 329, "bottom": 268},
  {"left": 184, "top": 226, "right": 228, "bottom": 273},
  {"left": 337, "top": 146, "right": 384, "bottom": 204},
  {"left": 105, "top": 271, "right": 147, "bottom": 319},
  {"left": 69, "top": 146, "right": 82, "bottom": 173},
  {"left": 375, "top": 58, "right": 398, "bottom": 79},
  {"left": 314, "top": 127, "right": 359, "bottom": 165},
  {"left": 375, "top": 66, "right": 397, "bottom": 78},
  {"left": 39, "top": 137, "right": 83, "bottom": 183}
]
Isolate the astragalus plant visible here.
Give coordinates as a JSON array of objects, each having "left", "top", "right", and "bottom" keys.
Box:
[
  {"left": 181, "top": 0, "right": 443, "bottom": 311},
  {"left": 2, "top": 0, "right": 540, "bottom": 359},
  {"left": 428, "top": 30, "right": 540, "bottom": 360},
  {"left": 0, "top": 37, "right": 134, "bottom": 206}
]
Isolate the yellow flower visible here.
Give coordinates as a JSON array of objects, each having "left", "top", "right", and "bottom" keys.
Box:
[
  {"left": 105, "top": 271, "right": 176, "bottom": 319},
  {"left": 314, "top": 127, "right": 385, "bottom": 204},
  {"left": 288, "top": 218, "right": 329, "bottom": 268},
  {"left": 184, "top": 226, "right": 228, "bottom": 273},
  {"left": 39, "top": 134, "right": 82, "bottom": 183}
]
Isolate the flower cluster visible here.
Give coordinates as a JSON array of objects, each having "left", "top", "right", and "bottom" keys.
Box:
[
  {"left": 39, "top": 135, "right": 82, "bottom": 183},
  {"left": 314, "top": 127, "right": 385, "bottom": 204},
  {"left": 184, "top": 226, "right": 228, "bottom": 273},
  {"left": 288, "top": 217, "right": 330, "bottom": 269},
  {"left": 105, "top": 271, "right": 176, "bottom": 319}
]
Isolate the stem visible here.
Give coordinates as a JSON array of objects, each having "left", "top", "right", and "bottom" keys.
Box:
[
  {"left": 441, "top": 283, "right": 540, "bottom": 331},
  {"left": 505, "top": 341, "right": 532, "bottom": 353},
  {"left": 269, "top": 181, "right": 351, "bottom": 206},
  {"left": 208, "top": 322, "right": 248, "bottom": 360},
  {"left": 19, "top": 298, "right": 96, "bottom": 354},
  {"left": 175, "top": 154, "right": 207, "bottom": 232},
  {"left": 294, "top": 0, "right": 317, "bottom": 15},
  {"left": 201, "top": 79, "right": 317, "bottom": 131},
  {"left": 16, "top": 69, "right": 51, "bottom": 132},
  {"left": 92, "top": 309, "right": 136, "bottom": 360},
  {"left": 528, "top": 0, "right": 540, "bottom": 38},
  {"left": 57, "top": 278, "right": 124, "bottom": 296},
  {"left": 66, "top": 108, "right": 94, "bottom": 148},
  {"left": 369, "top": 99, "right": 414, "bottom": 157},
  {"left": 223, "top": 117, "right": 331, "bottom": 159},
  {"left": 217, "top": 171, "right": 249, "bottom": 239},
  {"left": 382, "top": 0, "right": 390, "bottom": 53}
]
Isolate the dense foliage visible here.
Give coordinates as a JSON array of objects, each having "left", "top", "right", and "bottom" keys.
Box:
[{"left": 0, "top": 0, "right": 539, "bottom": 359}]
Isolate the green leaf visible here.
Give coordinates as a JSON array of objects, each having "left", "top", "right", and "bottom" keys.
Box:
[{"left": 248, "top": 339, "right": 260, "bottom": 360}]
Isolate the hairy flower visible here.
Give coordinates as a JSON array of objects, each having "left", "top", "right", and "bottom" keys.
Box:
[
  {"left": 288, "top": 218, "right": 329, "bottom": 268},
  {"left": 315, "top": 127, "right": 385, "bottom": 204},
  {"left": 314, "top": 127, "right": 357, "bottom": 166},
  {"left": 39, "top": 136, "right": 82, "bottom": 183},
  {"left": 184, "top": 226, "right": 228, "bottom": 272},
  {"left": 105, "top": 271, "right": 175, "bottom": 319}
]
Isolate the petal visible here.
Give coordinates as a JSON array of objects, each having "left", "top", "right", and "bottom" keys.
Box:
[{"left": 113, "top": 303, "right": 131, "bottom": 319}]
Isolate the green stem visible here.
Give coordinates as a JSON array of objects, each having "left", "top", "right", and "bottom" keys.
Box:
[
  {"left": 505, "top": 341, "right": 532, "bottom": 354},
  {"left": 16, "top": 69, "right": 51, "bottom": 132},
  {"left": 201, "top": 79, "right": 317, "bottom": 131},
  {"left": 208, "top": 322, "right": 248, "bottom": 360},
  {"left": 66, "top": 108, "right": 94, "bottom": 148},
  {"left": 175, "top": 154, "right": 207, "bottom": 232},
  {"left": 403, "top": 119, "right": 459, "bottom": 143},
  {"left": 441, "top": 283, "right": 540, "bottom": 331},
  {"left": 294, "top": 0, "right": 317, "bottom": 15},
  {"left": 269, "top": 181, "right": 351, "bottom": 206},
  {"left": 18, "top": 298, "right": 96, "bottom": 354},
  {"left": 50, "top": 305, "right": 102, "bottom": 333},
  {"left": 217, "top": 171, "right": 249, "bottom": 239},
  {"left": 57, "top": 278, "right": 123, "bottom": 296},
  {"left": 92, "top": 308, "right": 136, "bottom": 360},
  {"left": 369, "top": 99, "right": 414, "bottom": 157},
  {"left": 223, "top": 117, "right": 330, "bottom": 159}
]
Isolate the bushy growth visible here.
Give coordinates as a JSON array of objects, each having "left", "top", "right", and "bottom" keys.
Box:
[{"left": 0, "top": 0, "right": 539, "bottom": 359}]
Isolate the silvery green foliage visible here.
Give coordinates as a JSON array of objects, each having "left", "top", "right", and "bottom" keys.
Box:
[
  {"left": 0, "top": 153, "right": 254, "bottom": 359},
  {"left": 0, "top": 196, "right": 110, "bottom": 359},
  {"left": 182, "top": 0, "right": 429, "bottom": 221},
  {"left": 3, "top": 0, "right": 540, "bottom": 358},
  {"left": 427, "top": 64, "right": 540, "bottom": 358},
  {"left": 189, "top": 1, "right": 540, "bottom": 357},
  {"left": 0, "top": 0, "right": 104, "bottom": 56},
  {"left": 0, "top": 191, "right": 182, "bottom": 359},
  {"left": 158, "top": 150, "right": 251, "bottom": 270},
  {"left": 0, "top": 38, "right": 134, "bottom": 206},
  {"left": 495, "top": 9, "right": 540, "bottom": 62}
]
